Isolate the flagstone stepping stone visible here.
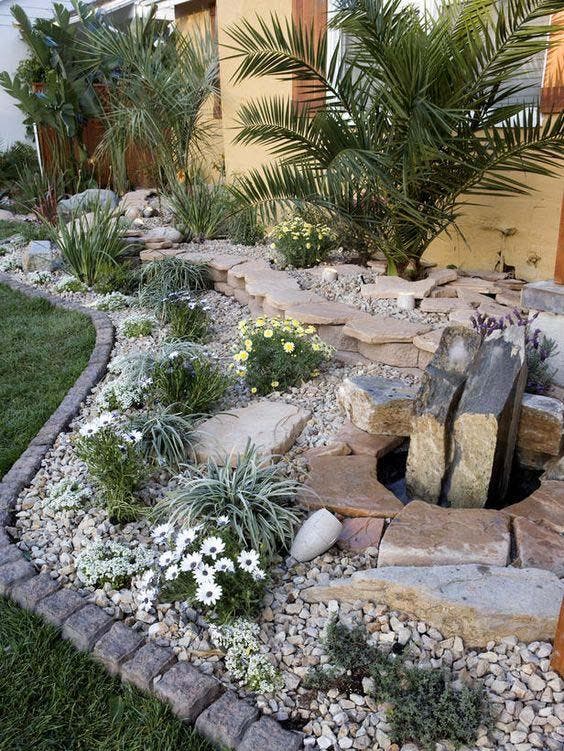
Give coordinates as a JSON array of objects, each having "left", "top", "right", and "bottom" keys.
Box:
[
  {"left": 243, "top": 273, "right": 300, "bottom": 297},
  {"left": 194, "top": 402, "right": 311, "bottom": 465},
  {"left": 305, "top": 442, "right": 352, "bottom": 462},
  {"left": 302, "top": 563, "right": 564, "bottom": 645},
  {"left": 143, "top": 226, "right": 183, "bottom": 244},
  {"left": 378, "top": 501, "right": 510, "bottom": 567},
  {"left": 227, "top": 260, "right": 271, "bottom": 288},
  {"left": 316, "top": 324, "right": 359, "bottom": 351},
  {"left": 361, "top": 276, "right": 436, "bottom": 300},
  {"left": 420, "top": 297, "right": 479, "bottom": 313},
  {"left": 284, "top": 301, "right": 359, "bottom": 325},
  {"left": 332, "top": 419, "right": 404, "bottom": 458},
  {"left": 259, "top": 287, "right": 321, "bottom": 310},
  {"left": 427, "top": 268, "right": 458, "bottom": 285},
  {"left": 337, "top": 517, "right": 386, "bottom": 552},
  {"left": 205, "top": 255, "right": 247, "bottom": 282},
  {"left": 301, "top": 455, "right": 404, "bottom": 517},
  {"left": 338, "top": 376, "right": 416, "bottom": 436},
  {"left": 140, "top": 247, "right": 180, "bottom": 261},
  {"left": 413, "top": 327, "right": 446, "bottom": 353},
  {"left": 517, "top": 394, "right": 564, "bottom": 456},
  {"left": 343, "top": 316, "right": 430, "bottom": 344},
  {"left": 513, "top": 517, "right": 564, "bottom": 577},
  {"left": 446, "top": 277, "right": 499, "bottom": 295},
  {"left": 503, "top": 481, "right": 564, "bottom": 534},
  {"left": 310, "top": 263, "right": 369, "bottom": 278}
]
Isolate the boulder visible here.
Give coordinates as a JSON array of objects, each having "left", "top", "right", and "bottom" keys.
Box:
[
  {"left": 361, "top": 276, "right": 436, "bottom": 300},
  {"left": 290, "top": 509, "right": 342, "bottom": 562},
  {"left": 119, "top": 189, "right": 156, "bottom": 212},
  {"left": 302, "top": 455, "right": 404, "bottom": 518},
  {"left": 503, "top": 481, "right": 564, "bottom": 534},
  {"left": 378, "top": 501, "right": 510, "bottom": 567},
  {"left": 194, "top": 402, "right": 310, "bottom": 465},
  {"left": 337, "top": 376, "right": 416, "bottom": 436},
  {"left": 337, "top": 517, "right": 386, "bottom": 552},
  {"left": 143, "top": 226, "right": 183, "bottom": 244},
  {"left": 517, "top": 393, "right": 563, "bottom": 456},
  {"left": 302, "top": 564, "right": 563, "bottom": 645},
  {"left": 58, "top": 189, "right": 118, "bottom": 216},
  {"left": 406, "top": 326, "right": 481, "bottom": 502},
  {"left": 332, "top": 420, "right": 404, "bottom": 458},
  {"left": 22, "top": 240, "right": 58, "bottom": 272},
  {"left": 342, "top": 316, "right": 430, "bottom": 344},
  {"left": 445, "top": 326, "right": 527, "bottom": 508},
  {"left": 513, "top": 516, "right": 564, "bottom": 577},
  {"left": 0, "top": 208, "right": 16, "bottom": 221}
]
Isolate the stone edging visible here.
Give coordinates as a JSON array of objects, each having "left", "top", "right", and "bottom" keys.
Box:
[{"left": 0, "top": 273, "right": 304, "bottom": 751}]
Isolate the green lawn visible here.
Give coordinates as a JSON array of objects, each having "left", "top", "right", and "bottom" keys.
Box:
[
  {"left": 0, "top": 598, "right": 214, "bottom": 751},
  {"left": 0, "top": 283, "right": 95, "bottom": 478}
]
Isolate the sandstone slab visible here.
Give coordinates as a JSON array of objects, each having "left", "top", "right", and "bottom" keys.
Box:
[
  {"left": 333, "top": 419, "right": 404, "bottom": 458},
  {"left": 503, "top": 481, "right": 564, "bottom": 534},
  {"left": 427, "top": 268, "right": 458, "bottom": 285},
  {"left": 361, "top": 277, "right": 436, "bottom": 300},
  {"left": 284, "top": 301, "right": 358, "bottom": 325},
  {"left": 413, "top": 327, "right": 446, "bottom": 354},
  {"left": 302, "top": 564, "right": 563, "bottom": 645},
  {"left": 194, "top": 402, "right": 311, "bottom": 465},
  {"left": 378, "top": 501, "right": 510, "bottom": 567},
  {"left": 420, "top": 297, "right": 478, "bottom": 313},
  {"left": 302, "top": 455, "right": 404, "bottom": 517},
  {"left": 343, "top": 316, "right": 430, "bottom": 344},
  {"left": 357, "top": 341, "right": 420, "bottom": 367},
  {"left": 513, "top": 516, "right": 564, "bottom": 576},
  {"left": 446, "top": 277, "right": 499, "bottom": 295},
  {"left": 337, "top": 517, "right": 386, "bottom": 551},
  {"left": 517, "top": 393, "right": 563, "bottom": 456},
  {"left": 337, "top": 376, "right": 416, "bottom": 436}
]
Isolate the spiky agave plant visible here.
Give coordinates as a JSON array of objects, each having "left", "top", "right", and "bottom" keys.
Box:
[{"left": 225, "top": 0, "right": 564, "bottom": 272}]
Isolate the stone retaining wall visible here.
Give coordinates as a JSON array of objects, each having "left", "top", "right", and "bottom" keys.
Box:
[{"left": 0, "top": 274, "right": 303, "bottom": 751}]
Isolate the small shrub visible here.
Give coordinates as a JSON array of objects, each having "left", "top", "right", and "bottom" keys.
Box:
[
  {"left": 76, "top": 540, "right": 154, "bottom": 588},
  {"left": 155, "top": 443, "right": 302, "bottom": 558},
  {"left": 210, "top": 619, "right": 283, "bottom": 693},
  {"left": 75, "top": 414, "right": 146, "bottom": 523},
  {"left": 137, "top": 522, "right": 267, "bottom": 623},
  {"left": 51, "top": 204, "right": 127, "bottom": 286},
  {"left": 162, "top": 292, "right": 210, "bottom": 341},
  {"left": 168, "top": 176, "right": 229, "bottom": 243},
  {"left": 43, "top": 479, "right": 90, "bottom": 513},
  {"left": 234, "top": 317, "right": 332, "bottom": 395},
  {"left": 128, "top": 407, "right": 198, "bottom": 469},
  {"left": 138, "top": 257, "right": 210, "bottom": 316},
  {"left": 91, "top": 291, "right": 134, "bottom": 311},
  {"left": 55, "top": 274, "right": 88, "bottom": 294},
  {"left": 151, "top": 350, "right": 229, "bottom": 414},
  {"left": 121, "top": 313, "right": 155, "bottom": 339},
  {"left": 269, "top": 216, "right": 335, "bottom": 268},
  {"left": 227, "top": 206, "right": 265, "bottom": 246}
]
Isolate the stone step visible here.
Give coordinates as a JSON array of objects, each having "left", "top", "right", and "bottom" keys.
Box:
[
  {"left": 302, "top": 563, "right": 564, "bottom": 646},
  {"left": 361, "top": 276, "right": 436, "bottom": 300},
  {"left": 284, "top": 301, "right": 359, "bottom": 325},
  {"left": 342, "top": 316, "right": 430, "bottom": 344}
]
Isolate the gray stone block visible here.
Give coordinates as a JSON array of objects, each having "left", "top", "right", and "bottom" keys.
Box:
[
  {"left": 23, "top": 240, "right": 57, "bottom": 272},
  {"left": 522, "top": 279, "right": 564, "bottom": 315},
  {"left": 0, "top": 558, "right": 36, "bottom": 596},
  {"left": 238, "top": 717, "right": 303, "bottom": 751},
  {"left": 153, "top": 662, "right": 223, "bottom": 723},
  {"left": 121, "top": 643, "right": 176, "bottom": 692},
  {"left": 92, "top": 622, "right": 144, "bottom": 675},
  {"left": 62, "top": 604, "right": 113, "bottom": 651},
  {"left": 0, "top": 545, "right": 22, "bottom": 566},
  {"left": 35, "top": 588, "right": 87, "bottom": 626},
  {"left": 10, "top": 572, "right": 60, "bottom": 609},
  {"left": 195, "top": 691, "right": 258, "bottom": 748}
]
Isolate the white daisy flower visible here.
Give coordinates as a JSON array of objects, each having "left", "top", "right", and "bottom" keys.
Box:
[
  {"left": 180, "top": 552, "right": 202, "bottom": 572},
  {"left": 252, "top": 568, "right": 266, "bottom": 581},
  {"left": 151, "top": 523, "right": 173, "bottom": 545},
  {"left": 195, "top": 581, "right": 222, "bottom": 606},
  {"left": 164, "top": 564, "right": 180, "bottom": 581},
  {"left": 175, "top": 527, "right": 198, "bottom": 552},
  {"left": 158, "top": 550, "right": 175, "bottom": 567},
  {"left": 194, "top": 564, "right": 215, "bottom": 585},
  {"left": 215, "top": 557, "right": 235, "bottom": 573},
  {"left": 137, "top": 588, "right": 157, "bottom": 611},
  {"left": 216, "top": 515, "right": 229, "bottom": 527},
  {"left": 200, "top": 536, "right": 225, "bottom": 560},
  {"left": 237, "top": 549, "right": 260, "bottom": 572},
  {"left": 137, "top": 568, "right": 156, "bottom": 588},
  {"left": 79, "top": 423, "right": 97, "bottom": 437},
  {"left": 129, "top": 430, "right": 143, "bottom": 443}
]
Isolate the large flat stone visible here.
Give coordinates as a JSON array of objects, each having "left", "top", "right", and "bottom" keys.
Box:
[
  {"left": 413, "top": 327, "right": 446, "bottom": 353},
  {"left": 333, "top": 420, "right": 404, "bottom": 458},
  {"left": 302, "top": 564, "right": 563, "bottom": 645},
  {"left": 513, "top": 517, "right": 564, "bottom": 576},
  {"left": 406, "top": 326, "right": 481, "bottom": 502},
  {"left": 503, "top": 481, "right": 564, "bottom": 534},
  {"left": 522, "top": 279, "right": 564, "bottom": 315},
  {"left": 378, "top": 501, "right": 510, "bottom": 567},
  {"left": 361, "top": 277, "right": 436, "bottom": 300},
  {"left": 194, "top": 402, "right": 310, "bottom": 465},
  {"left": 446, "top": 326, "right": 527, "bottom": 508},
  {"left": 337, "top": 517, "right": 386, "bottom": 551},
  {"left": 427, "top": 268, "right": 458, "bottom": 285},
  {"left": 517, "top": 394, "right": 563, "bottom": 456},
  {"left": 357, "top": 341, "right": 420, "bottom": 367},
  {"left": 445, "top": 277, "right": 499, "bottom": 295},
  {"left": 302, "top": 455, "right": 404, "bottom": 517},
  {"left": 342, "top": 316, "right": 430, "bottom": 344},
  {"left": 284, "top": 301, "right": 358, "bottom": 325},
  {"left": 420, "top": 297, "right": 478, "bottom": 313},
  {"left": 337, "top": 376, "right": 416, "bottom": 436}
]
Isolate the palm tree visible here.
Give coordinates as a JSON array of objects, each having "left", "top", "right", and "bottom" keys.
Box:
[{"left": 226, "top": 0, "right": 564, "bottom": 272}]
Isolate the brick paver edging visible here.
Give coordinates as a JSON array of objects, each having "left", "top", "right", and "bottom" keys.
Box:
[{"left": 0, "top": 273, "right": 304, "bottom": 751}]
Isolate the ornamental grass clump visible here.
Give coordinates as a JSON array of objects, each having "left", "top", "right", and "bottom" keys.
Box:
[
  {"left": 138, "top": 257, "right": 210, "bottom": 317},
  {"left": 233, "top": 316, "right": 332, "bottom": 395},
  {"left": 269, "top": 215, "right": 335, "bottom": 268},
  {"left": 77, "top": 540, "right": 154, "bottom": 589},
  {"left": 128, "top": 407, "right": 198, "bottom": 469},
  {"left": 151, "top": 349, "right": 229, "bottom": 414},
  {"left": 75, "top": 413, "right": 146, "bottom": 523},
  {"left": 136, "top": 521, "right": 267, "bottom": 622},
  {"left": 155, "top": 443, "right": 302, "bottom": 558},
  {"left": 162, "top": 292, "right": 210, "bottom": 341}
]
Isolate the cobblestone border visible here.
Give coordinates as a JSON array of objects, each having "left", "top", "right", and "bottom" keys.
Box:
[{"left": 0, "top": 273, "right": 304, "bottom": 751}]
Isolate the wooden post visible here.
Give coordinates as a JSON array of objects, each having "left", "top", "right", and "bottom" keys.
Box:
[
  {"left": 554, "top": 194, "right": 564, "bottom": 285},
  {"left": 552, "top": 597, "right": 564, "bottom": 678}
]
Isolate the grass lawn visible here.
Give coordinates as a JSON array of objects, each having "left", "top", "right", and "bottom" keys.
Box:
[
  {"left": 0, "top": 598, "right": 214, "bottom": 751},
  {"left": 0, "top": 283, "right": 96, "bottom": 478}
]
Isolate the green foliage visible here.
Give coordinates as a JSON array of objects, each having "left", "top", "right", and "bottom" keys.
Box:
[
  {"left": 0, "top": 219, "right": 50, "bottom": 244},
  {"left": 270, "top": 215, "right": 335, "bottom": 267},
  {"left": 150, "top": 350, "right": 229, "bottom": 414},
  {"left": 75, "top": 423, "right": 146, "bottom": 523},
  {"left": 121, "top": 314, "right": 155, "bottom": 338},
  {"left": 0, "top": 140, "right": 38, "bottom": 194},
  {"left": 227, "top": 0, "right": 564, "bottom": 267},
  {"left": 138, "top": 257, "right": 210, "bottom": 316},
  {"left": 51, "top": 204, "right": 127, "bottom": 286},
  {"left": 168, "top": 175, "right": 229, "bottom": 242},
  {"left": 156, "top": 443, "right": 302, "bottom": 558},
  {"left": 0, "top": 598, "right": 213, "bottom": 751},
  {"left": 234, "top": 316, "right": 332, "bottom": 395},
  {"left": 128, "top": 407, "right": 198, "bottom": 469},
  {"left": 162, "top": 293, "right": 210, "bottom": 341},
  {"left": 93, "top": 260, "right": 139, "bottom": 295},
  {"left": 306, "top": 618, "right": 488, "bottom": 751},
  {"left": 0, "top": 283, "right": 94, "bottom": 477},
  {"left": 227, "top": 203, "right": 265, "bottom": 246}
]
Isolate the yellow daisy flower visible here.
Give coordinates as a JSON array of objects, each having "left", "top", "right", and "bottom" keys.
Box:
[
  {"left": 251, "top": 387, "right": 257, "bottom": 394},
  {"left": 283, "top": 341, "right": 295, "bottom": 353},
  {"left": 239, "top": 351, "right": 249, "bottom": 362},
  {"left": 244, "top": 339, "right": 253, "bottom": 351},
  {"left": 312, "top": 343, "right": 320, "bottom": 351},
  {"left": 237, "top": 369, "right": 246, "bottom": 377},
  {"left": 263, "top": 329, "right": 274, "bottom": 338},
  {"left": 255, "top": 318, "right": 265, "bottom": 328},
  {"left": 271, "top": 381, "right": 279, "bottom": 388}
]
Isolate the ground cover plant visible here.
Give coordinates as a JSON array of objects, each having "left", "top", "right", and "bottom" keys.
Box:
[
  {"left": 0, "top": 283, "right": 94, "bottom": 477},
  {"left": 0, "top": 597, "right": 213, "bottom": 751}
]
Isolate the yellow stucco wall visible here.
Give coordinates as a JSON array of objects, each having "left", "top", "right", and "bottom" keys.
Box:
[
  {"left": 423, "top": 168, "right": 564, "bottom": 281},
  {"left": 216, "top": 0, "right": 293, "bottom": 179}
]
